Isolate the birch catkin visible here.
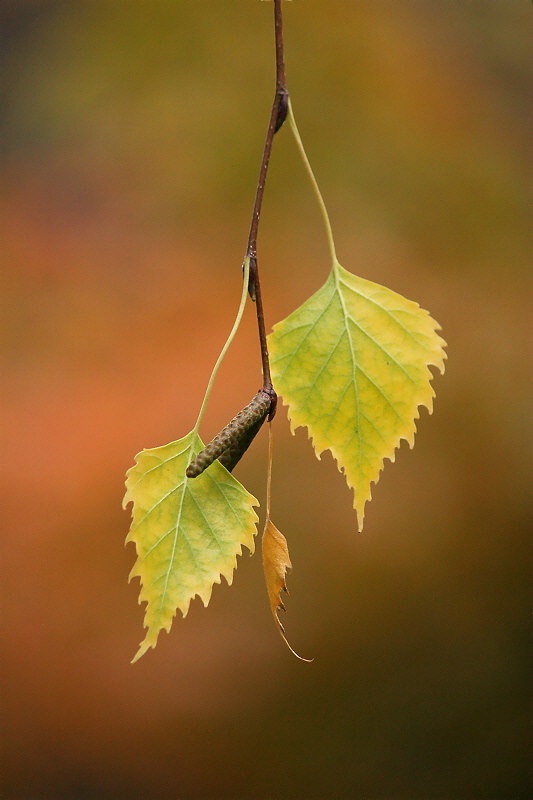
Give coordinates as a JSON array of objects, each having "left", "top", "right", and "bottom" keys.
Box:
[{"left": 186, "top": 389, "right": 271, "bottom": 478}]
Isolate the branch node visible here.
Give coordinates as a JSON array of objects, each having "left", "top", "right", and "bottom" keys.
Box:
[
  {"left": 247, "top": 256, "right": 257, "bottom": 302},
  {"left": 275, "top": 88, "right": 289, "bottom": 133}
]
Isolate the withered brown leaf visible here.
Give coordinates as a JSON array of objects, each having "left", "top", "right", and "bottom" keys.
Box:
[{"left": 262, "top": 518, "right": 312, "bottom": 662}]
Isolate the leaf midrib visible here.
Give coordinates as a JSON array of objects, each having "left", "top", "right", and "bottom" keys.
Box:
[
  {"left": 333, "top": 263, "right": 363, "bottom": 479},
  {"left": 152, "top": 437, "right": 195, "bottom": 629}
]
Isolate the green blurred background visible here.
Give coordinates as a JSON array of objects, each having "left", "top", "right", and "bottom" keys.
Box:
[{"left": 1, "top": 1, "right": 531, "bottom": 798}]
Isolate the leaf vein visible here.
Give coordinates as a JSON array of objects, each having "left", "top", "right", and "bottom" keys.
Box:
[
  {"left": 275, "top": 288, "right": 337, "bottom": 383},
  {"left": 298, "top": 326, "right": 347, "bottom": 414},
  {"left": 130, "top": 480, "right": 186, "bottom": 533},
  {"left": 333, "top": 273, "right": 363, "bottom": 475},
  {"left": 128, "top": 444, "right": 192, "bottom": 489},
  {"left": 338, "top": 276, "right": 433, "bottom": 352}
]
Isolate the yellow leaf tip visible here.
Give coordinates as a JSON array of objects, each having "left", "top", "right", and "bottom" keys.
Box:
[{"left": 130, "top": 636, "right": 155, "bottom": 664}]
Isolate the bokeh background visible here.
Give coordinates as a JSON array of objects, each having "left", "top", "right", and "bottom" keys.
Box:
[{"left": 1, "top": 1, "right": 531, "bottom": 798}]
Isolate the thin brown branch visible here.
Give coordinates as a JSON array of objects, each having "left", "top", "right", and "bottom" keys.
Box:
[{"left": 245, "top": 0, "right": 287, "bottom": 410}]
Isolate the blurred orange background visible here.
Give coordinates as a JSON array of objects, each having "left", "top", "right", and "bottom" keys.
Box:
[{"left": 1, "top": 2, "right": 531, "bottom": 798}]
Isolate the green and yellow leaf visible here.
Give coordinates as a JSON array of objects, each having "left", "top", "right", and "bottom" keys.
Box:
[
  {"left": 123, "top": 431, "right": 259, "bottom": 662},
  {"left": 268, "top": 261, "right": 446, "bottom": 530}
]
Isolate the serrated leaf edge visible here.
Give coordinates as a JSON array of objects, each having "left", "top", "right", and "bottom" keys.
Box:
[{"left": 123, "top": 434, "right": 259, "bottom": 662}]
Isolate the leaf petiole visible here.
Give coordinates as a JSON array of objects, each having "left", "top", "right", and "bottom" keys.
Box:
[
  {"left": 262, "top": 424, "right": 313, "bottom": 663},
  {"left": 193, "top": 258, "right": 251, "bottom": 436},
  {"left": 287, "top": 100, "right": 338, "bottom": 271}
]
